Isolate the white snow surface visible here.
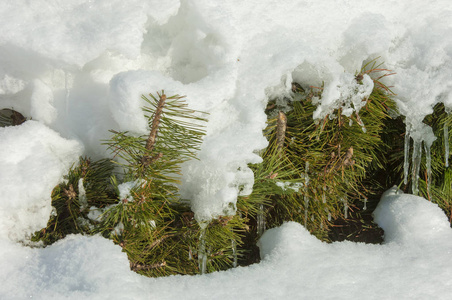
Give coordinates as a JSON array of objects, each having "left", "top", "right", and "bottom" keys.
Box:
[
  {"left": 0, "top": 121, "right": 83, "bottom": 241},
  {"left": 1, "top": 0, "right": 451, "bottom": 221},
  {"left": 1, "top": 188, "right": 452, "bottom": 299},
  {"left": 1, "top": 0, "right": 452, "bottom": 298}
]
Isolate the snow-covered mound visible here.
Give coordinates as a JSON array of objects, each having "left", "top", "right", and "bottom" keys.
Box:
[
  {"left": 1, "top": 189, "right": 451, "bottom": 299},
  {"left": 1, "top": 0, "right": 451, "bottom": 221},
  {"left": 1, "top": 0, "right": 452, "bottom": 298},
  {"left": 0, "top": 121, "right": 82, "bottom": 241}
]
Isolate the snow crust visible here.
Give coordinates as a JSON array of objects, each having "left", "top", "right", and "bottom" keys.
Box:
[{"left": 1, "top": 0, "right": 452, "bottom": 298}]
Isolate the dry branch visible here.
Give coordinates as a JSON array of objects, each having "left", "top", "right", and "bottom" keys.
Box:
[
  {"left": 276, "top": 111, "right": 287, "bottom": 152},
  {"left": 142, "top": 94, "right": 166, "bottom": 166}
]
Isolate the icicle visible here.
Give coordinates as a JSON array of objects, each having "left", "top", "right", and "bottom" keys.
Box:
[
  {"left": 424, "top": 142, "right": 432, "bottom": 200},
  {"left": 327, "top": 212, "right": 332, "bottom": 222},
  {"left": 411, "top": 140, "right": 423, "bottom": 195},
  {"left": 50, "top": 206, "right": 57, "bottom": 217},
  {"left": 404, "top": 124, "right": 411, "bottom": 185},
  {"left": 304, "top": 162, "right": 310, "bottom": 227},
  {"left": 311, "top": 215, "right": 314, "bottom": 222},
  {"left": 342, "top": 198, "right": 348, "bottom": 219},
  {"left": 355, "top": 112, "right": 366, "bottom": 133},
  {"left": 445, "top": 124, "right": 449, "bottom": 168},
  {"left": 188, "top": 247, "right": 193, "bottom": 260},
  {"left": 363, "top": 197, "right": 368, "bottom": 210},
  {"left": 257, "top": 204, "right": 266, "bottom": 237},
  {"left": 322, "top": 192, "right": 326, "bottom": 204},
  {"left": 231, "top": 240, "right": 238, "bottom": 268},
  {"left": 78, "top": 178, "right": 88, "bottom": 212},
  {"left": 304, "top": 199, "right": 309, "bottom": 227},
  {"left": 198, "top": 223, "right": 208, "bottom": 275}
]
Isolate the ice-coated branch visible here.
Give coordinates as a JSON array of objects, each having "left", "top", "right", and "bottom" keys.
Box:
[{"left": 445, "top": 124, "right": 449, "bottom": 168}]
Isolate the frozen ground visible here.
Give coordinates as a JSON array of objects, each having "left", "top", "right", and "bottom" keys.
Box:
[{"left": 1, "top": 0, "right": 451, "bottom": 299}]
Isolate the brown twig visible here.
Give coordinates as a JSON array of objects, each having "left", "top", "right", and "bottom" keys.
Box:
[
  {"left": 144, "top": 235, "right": 169, "bottom": 251},
  {"left": 276, "top": 111, "right": 287, "bottom": 152},
  {"left": 142, "top": 93, "right": 166, "bottom": 166},
  {"left": 326, "top": 146, "right": 355, "bottom": 173},
  {"left": 146, "top": 94, "right": 166, "bottom": 152},
  {"left": 343, "top": 147, "right": 355, "bottom": 167},
  {"left": 130, "top": 261, "right": 167, "bottom": 272}
]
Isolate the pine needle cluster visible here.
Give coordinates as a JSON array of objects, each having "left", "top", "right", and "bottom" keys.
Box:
[
  {"left": 254, "top": 61, "right": 397, "bottom": 240},
  {"left": 27, "top": 61, "right": 452, "bottom": 277},
  {"left": 31, "top": 92, "right": 209, "bottom": 275},
  {"left": 30, "top": 91, "right": 258, "bottom": 276}
]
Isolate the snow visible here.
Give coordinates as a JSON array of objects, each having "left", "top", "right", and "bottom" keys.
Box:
[
  {"left": 1, "top": 189, "right": 452, "bottom": 299},
  {"left": 0, "top": 121, "right": 83, "bottom": 241},
  {"left": 312, "top": 72, "right": 374, "bottom": 121},
  {"left": 117, "top": 179, "right": 146, "bottom": 203},
  {"left": 0, "top": 235, "right": 148, "bottom": 299},
  {"left": 1, "top": 0, "right": 452, "bottom": 298},
  {"left": 78, "top": 178, "right": 88, "bottom": 211}
]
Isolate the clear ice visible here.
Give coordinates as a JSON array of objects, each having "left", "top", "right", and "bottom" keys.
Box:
[
  {"left": 78, "top": 178, "right": 88, "bottom": 212},
  {"left": 404, "top": 124, "right": 411, "bottom": 185},
  {"left": 355, "top": 113, "right": 366, "bottom": 133},
  {"left": 188, "top": 247, "right": 193, "bottom": 260},
  {"left": 445, "top": 124, "right": 449, "bottom": 168},
  {"left": 231, "top": 240, "right": 238, "bottom": 268},
  {"left": 257, "top": 204, "right": 266, "bottom": 237},
  {"left": 198, "top": 223, "right": 208, "bottom": 274},
  {"left": 342, "top": 197, "right": 348, "bottom": 219},
  {"left": 406, "top": 122, "right": 436, "bottom": 196},
  {"left": 424, "top": 142, "right": 432, "bottom": 199},
  {"left": 304, "top": 162, "right": 310, "bottom": 227},
  {"left": 411, "top": 140, "right": 422, "bottom": 195}
]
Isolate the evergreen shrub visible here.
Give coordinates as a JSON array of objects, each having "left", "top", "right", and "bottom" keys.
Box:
[{"left": 20, "top": 61, "right": 452, "bottom": 276}]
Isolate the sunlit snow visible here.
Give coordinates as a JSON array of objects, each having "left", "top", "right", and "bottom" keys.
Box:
[{"left": 1, "top": 0, "right": 451, "bottom": 298}]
